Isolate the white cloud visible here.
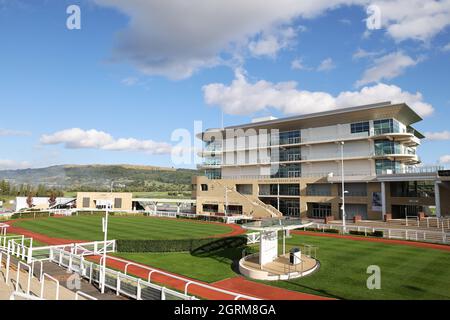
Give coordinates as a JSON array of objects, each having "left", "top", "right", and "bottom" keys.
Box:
[
  {"left": 339, "top": 18, "right": 352, "bottom": 25},
  {"left": 352, "top": 48, "right": 383, "bottom": 60},
  {"left": 317, "top": 58, "right": 335, "bottom": 72},
  {"left": 0, "top": 129, "right": 31, "bottom": 137},
  {"left": 40, "top": 128, "right": 172, "bottom": 155},
  {"left": 443, "top": 43, "right": 450, "bottom": 51},
  {"left": 376, "top": 0, "right": 450, "bottom": 42},
  {"left": 440, "top": 155, "right": 450, "bottom": 164},
  {"left": 291, "top": 58, "right": 309, "bottom": 70},
  {"left": 248, "top": 27, "right": 297, "bottom": 58},
  {"left": 0, "top": 160, "right": 31, "bottom": 170},
  {"left": 424, "top": 131, "right": 450, "bottom": 141},
  {"left": 92, "top": 0, "right": 450, "bottom": 79},
  {"left": 203, "top": 69, "right": 434, "bottom": 117},
  {"left": 355, "top": 51, "right": 421, "bottom": 87},
  {"left": 121, "top": 76, "right": 139, "bottom": 86}
]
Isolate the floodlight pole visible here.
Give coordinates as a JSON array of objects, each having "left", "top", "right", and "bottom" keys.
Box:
[
  {"left": 340, "top": 142, "right": 347, "bottom": 234},
  {"left": 101, "top": 181, "right": 114, "bottom": 294},
  {"left": 224, "top": 186, "right": 231, "bottom": 216}
]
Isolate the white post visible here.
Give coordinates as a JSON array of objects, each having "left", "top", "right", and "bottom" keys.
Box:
[
  {"left": 101, "top": 210, "right": 109, "bottom": 294},
  {"left": 283, "top": 229, "right": 286, "bottom": 256},
  {"left": 340, "top": 141, "right": 346, "bottom": 233},
  {"left": 137, "top": 279, "right": 142, "bottom": 300},
  {"left": 5, "top": 253, "right": 10, "bottom": 285},
  {"left": 435, "top": 181, "right": 441, "bottom": 218},
  {"left": 116, "top": 273, "right": 121, "bottom": 296},
  {"left": 224, "top": 187, "right": 228, "bottom": 216}
]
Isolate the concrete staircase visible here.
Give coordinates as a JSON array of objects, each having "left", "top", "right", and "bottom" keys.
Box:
[{"left": 213, "top": 180, "right": 283, "bottom": 219}]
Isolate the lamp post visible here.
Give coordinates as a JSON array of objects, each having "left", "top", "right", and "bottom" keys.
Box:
[
  {"left": 224, "top": 186, "right": 232, "bottom": 216},
  {"left": 340, "top": 141, "right": 347, "bottom": 234},
  {"left": 100, "top": 181, "right": 114, "bottom": 294}
]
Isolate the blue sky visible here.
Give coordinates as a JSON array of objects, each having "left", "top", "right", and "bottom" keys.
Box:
[{"left": 0, "top": 0, "right": 449, "bottom": 170}]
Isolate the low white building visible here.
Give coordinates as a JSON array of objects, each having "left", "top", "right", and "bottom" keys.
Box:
[{"left": 15, "top": 197, "right": 75, "bottom": 212}]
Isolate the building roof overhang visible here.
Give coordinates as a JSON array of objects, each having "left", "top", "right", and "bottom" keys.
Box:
[{"left": 198, "top": 102, "right": 423, "bottom": 141}]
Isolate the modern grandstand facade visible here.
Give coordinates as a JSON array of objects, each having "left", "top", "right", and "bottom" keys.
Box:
[{"left": 193, "top": 102, "right": 450, "bottom": 220}]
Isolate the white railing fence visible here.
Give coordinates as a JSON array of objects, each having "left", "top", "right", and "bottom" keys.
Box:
[
  {"left": 40, "top": 273, "right": 60, "bottom": 300},
  {"left": 10, "top": 291, "right": 43, "bottom": 300},
  {"left": 50, "top": 248, "right": 197, "bottom": 301},
  {"left": 246, "top": 232, "right": 261, "bottom": 245},
  {"left": 304, "top": 223, "right": 449, "bottom": 245},
  {"left": 75, "top": 291, "right": 97, "bottom": 300},
  {"left": 96, "top": 254, "right": 259, "bottom": 301}
]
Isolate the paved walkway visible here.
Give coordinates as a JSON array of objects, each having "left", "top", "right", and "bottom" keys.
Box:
[{"left": 0, "top": 259, "right": 84, "bottom": 300}]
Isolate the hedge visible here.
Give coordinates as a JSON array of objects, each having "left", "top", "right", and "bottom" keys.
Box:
[
  {"left": 116, "top": 236, "right": 247, "bottom": 253},
  {"left": 304, "top": 227, "right": 340, "bottom": 234},
  {"left": 349, "top": 230, "right": 384, "bottom": 238},
  {"left": 11, "top": 211, "right": 54, "bottom": 219}
]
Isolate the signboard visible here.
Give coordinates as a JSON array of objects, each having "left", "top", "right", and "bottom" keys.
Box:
[
  {"left": 372, "top": 192, "right": 382, "bottom": 212},
  {"left": 260, "top": 231, "right": 278, "bottom": 265}
]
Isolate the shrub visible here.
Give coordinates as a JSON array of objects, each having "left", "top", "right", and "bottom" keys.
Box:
[
  {"left": 72, "top": 211, "right": 113, "bottom": 216},
  {"left": 116, "top": 236, "right": 247, "bottom": 253},
  {"left": 11, "top": 211, "right": 54, "bottom": 219},
  {"left": 349, "top": 230, "right": 384, "bottom": 238}
]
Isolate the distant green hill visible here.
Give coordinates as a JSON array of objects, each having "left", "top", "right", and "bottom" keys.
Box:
[{"left": 0, "top": 165, "right": 199, "bottom": 193}]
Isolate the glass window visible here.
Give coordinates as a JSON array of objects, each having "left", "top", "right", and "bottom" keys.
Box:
[
  {"left": 201, "top": 184, "right": 208, "bottom": 191},
  {"left": 114, "top": 198, "right": 122, "bottom": 209},
  {"left": 374, "top": 119, "right": 401, "bottom": 135},
  {"left": 202, "top": 204, "right": 218, "bottom": 213},
  {"left": 374, "top": 140, "right": 402, "bottom": 155},
  {"left": 274, "top": 130, "right": 301, "bottom": 145},
  {"left": 82, "top": 197, "right": 90, "bottom": 208},
  {"left": 351, "top": 122, "right": 370, "bottom": 134},
  {"left": 375, "top": 160, "right": 401, "bottom": 175},
  {"left": 205, "top": 169, "right": 221, "bottom": 179},
  {"left": 308, "top": 203, "right": 332, "bottom": 218},
  {"left": 271, "top": 164, "right": 301, "bottom": 178}
]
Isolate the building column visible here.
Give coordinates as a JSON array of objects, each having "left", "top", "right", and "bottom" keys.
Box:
[
  {"left": 381, "top": 182, "right": 387, "bottom": 219},
  {"left": 277, "top": 184, "right": 280, "bottom": 210},
  {"left": 435, "top": 181, "right": 441, "bottom": 218}
]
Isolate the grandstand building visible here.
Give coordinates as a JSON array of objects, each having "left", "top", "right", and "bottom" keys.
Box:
[{"left": 193, "top": 102, "right": 450, "bottom": 220}]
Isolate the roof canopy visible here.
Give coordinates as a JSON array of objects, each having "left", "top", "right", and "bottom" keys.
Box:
[
  {"left": 199, "top": 102, "right": 423, "bottom": 141},
  {"left": 242, "top": 218, "right": 313, "bottom": 232}
]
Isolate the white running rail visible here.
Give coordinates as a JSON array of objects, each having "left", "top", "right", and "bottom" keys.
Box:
[
  {"left": 40, "top": 273, "right": 60, "bottom": 300},
  {"left": 75, "top": 291, "right": 97, "bottom": 300},
  {"left": 10, "top": 292, "right": 43, "bottom": 300},
  {"left": 98, "top": 254, "right": 260, "bottom": 300}
]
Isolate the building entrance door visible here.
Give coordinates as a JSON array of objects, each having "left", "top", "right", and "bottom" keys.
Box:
[{"left": 288, "top": 207, "right": 300, "bottom": 216}]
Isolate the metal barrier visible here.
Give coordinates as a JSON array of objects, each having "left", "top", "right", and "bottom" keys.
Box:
[
  {"left": 97, "top": 254, "right": 259, "bottom": 300},
  {"left": 0, "top": 235, "right": 24, "bottom": 250},
  {"left": 10, "top": 291, "right": 43, "bottom": 300},
  {"left": 247, "top": 233, "right": 260, "bottom": 245},
  {"left": 50, "top": 248, "right": 198, "bottom": 301},
  {"left": 40, "top": 273, "right": 60, "bottom": 300},
  {"left": 75, "top": 291, "right": 97, "bottom": 300},
  {"left": 15, "top": 261, "right": 32, "bottom": 295},
  {"left": 305, "top": 223, "right": 450, "bottom": 245}
]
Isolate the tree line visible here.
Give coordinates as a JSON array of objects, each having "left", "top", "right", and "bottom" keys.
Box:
[{"left": 0, "top": 180, "right": 64, "bottom": 197}]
